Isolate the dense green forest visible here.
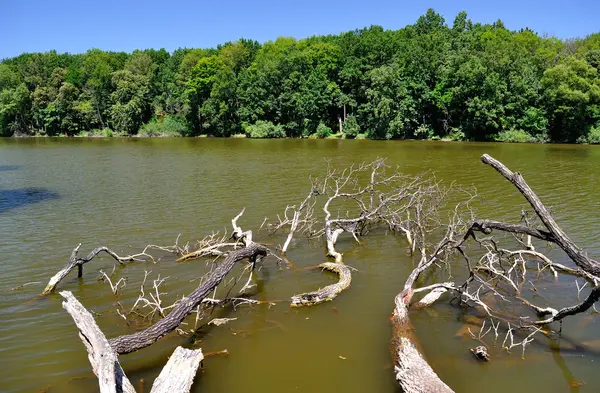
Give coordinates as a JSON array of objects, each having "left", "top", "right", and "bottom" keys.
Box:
[{"left": 1, "top": 9, "right": 600, "bottom": 142}]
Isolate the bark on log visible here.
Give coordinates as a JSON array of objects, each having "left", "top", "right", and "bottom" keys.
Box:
[
  {"left": 149, "top": 347, "right": 204, "bottom": 393},
  {"left": 110, "top": 243, "right": 268, "bottom": 354},
  {"left": 290, "top": 262, "right": 352, "bottom": 307},
  {"left": 60, "top": 291, "right": 136, "bottom": 393},
  {"left": 391, "top": 289, "right": 454, "bottom": 393}
]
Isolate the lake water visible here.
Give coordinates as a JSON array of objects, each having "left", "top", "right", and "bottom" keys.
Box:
[{"left": 1, "top": 138, "right": 599, "bottom": 393}]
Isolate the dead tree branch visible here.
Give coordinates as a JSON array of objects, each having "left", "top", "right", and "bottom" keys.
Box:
[
  {"left": 281, "top": 159, "right": 448, "bottom": 306},
  {"left": 480, "top": 154, "right": 600, "bottom": 276},
  {"left": 109, "top": 242, "right": 268, "bottom": 354},
  {"left": 456, "top": 154, "right": 600, "bottom": 326},
  {"left": 43, "top": 245, "right": 156, "bottom": 295}
]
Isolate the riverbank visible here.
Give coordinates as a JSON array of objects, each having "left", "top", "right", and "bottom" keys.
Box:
[{"left": 9, "top": 131, "right": 600, "bottom": 144}]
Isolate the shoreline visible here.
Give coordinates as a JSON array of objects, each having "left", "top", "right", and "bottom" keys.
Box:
[{"left": 4, "top": 134, "right": 598, "bottom": 145}]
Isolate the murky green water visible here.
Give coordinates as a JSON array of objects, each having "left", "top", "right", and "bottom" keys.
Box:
[{"left": 1, "top": 138, "right": 599, "bottom": 393}]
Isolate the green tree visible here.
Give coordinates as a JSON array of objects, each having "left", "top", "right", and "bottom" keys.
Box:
[
  {"left": 109, "top": 69, "right": 152, "bottom": 134},
  {"left": 542, "top": 58, "right": 600, "bottom": 142},
  {"left": 0, "top": 83, "right": 31, "bottom": 136}
]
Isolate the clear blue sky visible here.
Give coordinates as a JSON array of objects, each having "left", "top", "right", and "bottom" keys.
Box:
[{"left": 1, "top": 0, "right": 598, "bottom": 59}]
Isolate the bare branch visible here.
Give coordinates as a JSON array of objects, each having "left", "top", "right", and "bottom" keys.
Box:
[{"left": 43, "top": 245, "right": 155, "bottom": 295}]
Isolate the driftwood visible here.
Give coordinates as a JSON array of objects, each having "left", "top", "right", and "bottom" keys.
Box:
[
  {"left": 60, "top": 291, "right": 203, "bottom": 393},
  {"left": 46, "top": 155, "right": 600, "bottom": 392},
  {"left": 290, "top": 262, "right": 352, "bottom": 307},
  {"left": 43, "top": 245, "right": 155, "bottom": 295},
  {"left": 388, "top": 153, "right": 600, "bottom": 391},
  {"left": 109, "top": 242, "right": 268, "bottom": 354},
  {"left": 388, "top": 189, "right": 474, "bottom": 392}
]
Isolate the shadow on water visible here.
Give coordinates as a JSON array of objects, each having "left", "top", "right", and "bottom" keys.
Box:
[
  {"left": 0, "top": 188, "right": 59, "bottom": 213},
  {"left": 0, "top": 165, "right": 21, "bottom": 171}
]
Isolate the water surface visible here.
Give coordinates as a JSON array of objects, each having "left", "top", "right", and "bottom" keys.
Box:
[{"left": 0, "top": 138, "right": 599, "bottom": 393}]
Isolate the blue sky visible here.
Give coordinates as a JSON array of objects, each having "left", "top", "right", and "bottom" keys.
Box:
[{"left": 1, "top": 0, "right": 598, "bottom": 59}]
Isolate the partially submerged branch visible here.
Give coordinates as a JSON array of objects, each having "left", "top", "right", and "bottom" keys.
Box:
[
  {"left": 290, "top": 262, "right": 352, "bottom": 307},
  {"left": 457, "top": 155, "right": 600, "bottom": 327},
  {"left": 43, "top": 245, "right": 155, "bottom": 295},
  {"left": 480, "top": 154, "right": 600, "bottom": 277},
  {"left": 283, "top": 159, "right": 449, "bottom": 307},
  {"left": 60, "top": 290, "right": 136, "bottom": 393},
  {"left": 109, "top": 243, "right": 268, "bottom": 354}
]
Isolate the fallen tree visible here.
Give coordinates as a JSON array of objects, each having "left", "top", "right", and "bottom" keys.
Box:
[
  {"left": 389, "top": 153, "right": 600, "bottom": 390},
  {"left": 43, "top": 236, "right": 191, "bottom": 295},
  {"left": 43, "top": 245, "right": 155, "bottom": 295},
  {"left": 109, "top": 242, "right": 267, "bottom": 354},
  {"left": 42, "top": 211, "right": 269, "bottom": 391}
]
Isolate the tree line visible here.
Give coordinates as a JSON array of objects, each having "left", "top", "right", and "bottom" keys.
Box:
[{"left": 1, "top": 9, "right": 599, "bottom": 142}]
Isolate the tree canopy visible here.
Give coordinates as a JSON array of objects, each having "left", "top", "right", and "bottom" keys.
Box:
[{"left": 1, "top": 9, "right": 599, "bottom": 142}]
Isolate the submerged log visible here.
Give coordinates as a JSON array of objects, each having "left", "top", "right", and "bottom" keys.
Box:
[
  {"left": 290, "top": 262, "right": 352, "bottom": 307},
  {"left": 391, "top": 289, "right": 454, "bottom": 393},
  {"left": 110, "top": 243, "right": 268, "bottom": 354},
  {"left": 60, "top": 291, "right": 203, "bottom": 393}
]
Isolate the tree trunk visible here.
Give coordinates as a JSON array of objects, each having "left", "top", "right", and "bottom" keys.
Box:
[
  {"left": 391, "top": 289, "right": 454, "bottom": 393},
  {"left": 109, "top": 243, "right": 268, "bottom": 354}
]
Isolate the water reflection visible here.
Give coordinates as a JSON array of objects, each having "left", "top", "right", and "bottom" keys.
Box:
[
  {"left": 0, "top": 165, "right": 21, "bottom": 171},
  {"left": 0, "top": 188, "right": 59, "bottom": 213}
]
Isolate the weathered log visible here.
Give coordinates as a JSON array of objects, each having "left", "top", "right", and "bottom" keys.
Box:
[
  {"left": 149, "top": 347, "right": 204, "bottom": 393},
  {"left": 391, "top": 289, "right": 454, "bottom": 393},
  {"left": 61, "top": 291, "right": 204, "bottom": 393},
  {"left": 109, "top": 243, "right": 268, "bottom": 354},
  {"left": 43, "top": 245, "right": 153, "bottom": 295},
  {"left": 60, "top": 290, "right": 136, "bottom": 393},
  {"left": 290, "top": 262, "right": 352, "bottom": 307}
]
